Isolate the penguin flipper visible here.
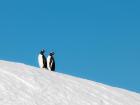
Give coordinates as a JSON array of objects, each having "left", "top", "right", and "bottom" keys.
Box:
[{"left": 43, "top": 55, "right": 47, "bottom": 68}]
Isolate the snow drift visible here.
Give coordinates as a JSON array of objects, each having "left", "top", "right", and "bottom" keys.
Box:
[{"left": 0, "top": 60, "right": 139, "bottom": 105}]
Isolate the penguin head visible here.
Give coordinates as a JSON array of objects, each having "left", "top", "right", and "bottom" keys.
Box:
[
  {"left": 40, "top": 49, "right": 45, "bottom": 54},
  {"left": 50, "top": 52, "right": 55, "bottom": 56}
]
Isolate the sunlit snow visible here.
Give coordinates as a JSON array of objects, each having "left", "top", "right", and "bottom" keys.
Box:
[{"left": 0, "top": 60, "right": 139, "bottom": 105}]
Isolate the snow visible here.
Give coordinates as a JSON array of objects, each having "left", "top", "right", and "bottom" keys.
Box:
[{"left": 0, "top": 60, "right": 139, "bottom": 105}]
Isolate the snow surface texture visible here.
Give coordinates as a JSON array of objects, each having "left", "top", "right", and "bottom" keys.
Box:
[{"left": 0, "top": 60, "right": 139, "bottom": 105}]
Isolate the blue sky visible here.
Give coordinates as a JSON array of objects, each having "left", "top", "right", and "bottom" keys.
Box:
[{"left": 0, "top": 0, "right": 140, "bottom": 92}]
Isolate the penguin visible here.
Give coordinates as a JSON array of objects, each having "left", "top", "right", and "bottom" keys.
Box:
[
  {"left": 38, "top": 49, "right": 47, "bottom": 69},
  {"left": 47, "top": 52, "right": 55, "bottom": 71}
]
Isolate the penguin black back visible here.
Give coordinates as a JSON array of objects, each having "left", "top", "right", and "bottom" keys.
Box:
[{"left": 42, "top": 54, "right": 47, "bottom": 68}]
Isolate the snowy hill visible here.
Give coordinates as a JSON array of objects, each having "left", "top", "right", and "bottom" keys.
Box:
[{"left": 0, "top": 60, "right": 140, "bottom": 105}]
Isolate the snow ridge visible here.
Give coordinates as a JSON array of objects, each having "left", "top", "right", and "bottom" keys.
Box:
[
  {"left": 0, "top": 70, "right": 36, "bottom": 90},
  {"left": 0, "top": 60, "right": 139, "bottom": 105}
]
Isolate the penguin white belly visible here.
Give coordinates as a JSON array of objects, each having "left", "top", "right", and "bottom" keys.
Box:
[
  {"left": 47, "top": 56, "right": 51, "bottom": 71},
  {"left": 38, "top": 54, "right": 44, "bottom": 68}
]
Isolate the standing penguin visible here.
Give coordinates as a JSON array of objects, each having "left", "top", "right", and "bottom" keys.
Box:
[
  {"left": 47, "top": 52, "right": 55, "bottom": 71},
  {"left": 38, "top": 49, "right": 47, "bottom": 69}
]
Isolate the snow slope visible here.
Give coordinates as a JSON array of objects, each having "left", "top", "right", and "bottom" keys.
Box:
[{"left": 0, "top": 60, "right": 139, "bottom": 105}]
